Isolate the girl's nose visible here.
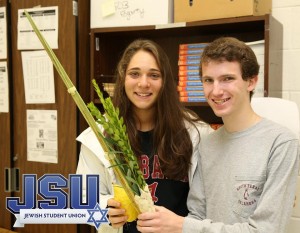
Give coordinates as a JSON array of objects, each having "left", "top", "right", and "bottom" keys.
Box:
[{"left": 138, "top": 75, "right": 150, "bottom": 88}]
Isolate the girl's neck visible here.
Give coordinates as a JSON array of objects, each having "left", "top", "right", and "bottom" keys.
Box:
[{"left": 134, "top": 109, "right": 155, "bottom": 132}]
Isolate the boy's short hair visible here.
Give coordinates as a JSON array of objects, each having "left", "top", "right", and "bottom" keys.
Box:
[{"left": 200, "top": 37, "right": 260, "bottom": 98}]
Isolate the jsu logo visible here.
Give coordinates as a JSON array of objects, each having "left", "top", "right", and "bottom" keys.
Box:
[
  {"left": 6, "top": 174, "right": 108, "bottom": 229},
  {"left": 7, "top": 174, "right": 99, "bottom": 213}
]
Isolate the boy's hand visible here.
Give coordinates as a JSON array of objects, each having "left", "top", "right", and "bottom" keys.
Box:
[{"left": 137, "top": 206, "right": 184, "bottom": 233}]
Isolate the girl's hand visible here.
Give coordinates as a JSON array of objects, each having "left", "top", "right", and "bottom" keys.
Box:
[{"left": 107, "top": 198, "right": 128, "bottom": 228}]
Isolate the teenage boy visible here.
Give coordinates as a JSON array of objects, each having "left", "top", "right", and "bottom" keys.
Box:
[{"left": 137, "top": 37, "right": 299, "bottom": 233}]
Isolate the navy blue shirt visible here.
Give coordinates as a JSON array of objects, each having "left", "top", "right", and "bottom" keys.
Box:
[{"left": 124, "top": 131, "right": 189, "bottom": 233}]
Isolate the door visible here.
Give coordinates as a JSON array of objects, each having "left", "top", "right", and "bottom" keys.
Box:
[
  {"left": 9, "top": 1, "right": 79, "bottom": 232},
  {"left": 0, "top": 0, "right": 12, "bottom": 230}
]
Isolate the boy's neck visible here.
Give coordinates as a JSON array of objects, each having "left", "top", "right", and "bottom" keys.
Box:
[{"left": 223, "top": 110, "right": 261, "bottom": 133}]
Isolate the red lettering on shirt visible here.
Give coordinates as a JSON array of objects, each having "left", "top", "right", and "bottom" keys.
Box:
[
  {"left": 148, "top": 182, "right": 158, "bottom": 202},
  {"left": 140, "top": 154, "right": 150, "bottom": 179},
  {"left": 151, "top": 155, "right": 164, "bottom": 179}
]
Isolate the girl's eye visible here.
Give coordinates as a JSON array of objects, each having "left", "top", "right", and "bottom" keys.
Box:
[
  {"left": 149, "top": 73, "right": 161, "bottom": 79},
  {"left": 128, "top": 72, "right": 140, "bottom": 78}
]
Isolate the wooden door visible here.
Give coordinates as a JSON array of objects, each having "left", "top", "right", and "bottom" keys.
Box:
[
  {"left": 9, "top": 1, "right": 82, "bottom": 232},
  {"left": 0, "top": 0, "right": 12, "bottom": 230}
]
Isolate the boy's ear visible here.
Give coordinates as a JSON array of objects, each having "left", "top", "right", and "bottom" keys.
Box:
[{"left": 248, "top": 75, "right": 258, "bottom": 92}]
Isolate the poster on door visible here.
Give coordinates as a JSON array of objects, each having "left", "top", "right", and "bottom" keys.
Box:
[
  {"left": 0, "top": 7, "right": 7, "bottom": 59},
  {"left": 17, "top": 6, "right": 58, "bottom": 50},
  {"left": 0, "top": 61, "right": 9, "bottom": 112},
  {"left": 26, "top": 109, "right": 58, "bottom": 163}
]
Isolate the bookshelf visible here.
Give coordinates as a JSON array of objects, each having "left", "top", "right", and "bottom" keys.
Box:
[{"left": 90, "top": 15, "right": 269, "bottom": 124}]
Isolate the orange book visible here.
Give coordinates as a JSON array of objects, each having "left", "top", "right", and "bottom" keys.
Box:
[
  {"left": 178, "top": 70, "right": 199, "bottom": 76},
  {"left": 178, "top": 91, "right": 204, "bottom": 97},
  {"left": 178, "top": 76, "right": 201, "bottom": 81},
  {"left": 179, "top": 54, "right": 202, "bottom": 61},
  {"left": 177, "top": 80, "right": 202, "bottom": 87},
  {"left": 179, "top": 49, "right": 204, "bottom": 55},
  {"left": 178, "top": 65, "right": 199, "bottom": 71},
  {"left": 179, "top": 43, "right": 208, "bottom": 50},
  {"left": 179, "top": 96, "right": 206, "bottom": 102},
  {"left": 178, "top": 60, "right": 200, "bottom": 66},
  {"left": 177, "top": 86, "right": 204, "bottom": 91}
]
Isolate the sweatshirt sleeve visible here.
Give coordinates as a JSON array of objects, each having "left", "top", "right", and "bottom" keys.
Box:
[
  {"left": 76, "top": 144, "right": 114, "bottom": 209},
  {"left": 183, "top": 138, "right": 299, "bottom": 233}
]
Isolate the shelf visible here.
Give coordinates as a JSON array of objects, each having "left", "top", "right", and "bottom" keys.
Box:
[
  {"left": 90, "top": 15, "right": 269, "bottom": 124},
  {"left": 91, "top": 15, "right": 268, "bottom": 33}
]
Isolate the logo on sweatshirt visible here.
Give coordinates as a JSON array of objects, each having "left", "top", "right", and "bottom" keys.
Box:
[{"left": 236, "top": 183, "right": 260, "bottom": 206}]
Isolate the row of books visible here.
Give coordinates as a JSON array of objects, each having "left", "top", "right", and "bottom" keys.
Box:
[
  {"left": 177, "top": 42, "right": 208, "bottom": 103},
  {"left": 103, "top": 82, "right": 115, "bottom": 97}
]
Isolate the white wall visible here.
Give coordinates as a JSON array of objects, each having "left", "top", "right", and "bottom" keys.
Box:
[
  {"left": 269, "top": 1, "right": 300, "bottom": 232},
  {"left": 269, "top": 0, "right": 300, "bottom": 110}
]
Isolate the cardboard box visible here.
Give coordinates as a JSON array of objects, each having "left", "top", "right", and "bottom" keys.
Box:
[
  {"left": 91, "top": 0, "right": 173, "bottom": 28},
  {"left": 174, "top": 0, "right": 271, "bottom": 23}
]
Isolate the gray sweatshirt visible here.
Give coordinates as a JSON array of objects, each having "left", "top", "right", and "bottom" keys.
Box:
[{"left": 184, "top": 118, "right": 299, "bottom": 233}]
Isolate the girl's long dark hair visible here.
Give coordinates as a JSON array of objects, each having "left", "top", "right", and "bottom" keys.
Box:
[{"left": 113, "top": 39, "right": 201, "bottom": 180}]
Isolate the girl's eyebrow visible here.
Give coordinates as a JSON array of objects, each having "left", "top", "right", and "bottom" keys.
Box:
[
  {"left": 149, "top": 68, "right": 161, "bottom": 72},
  {"left": 127, "top": 67, "right": 161, "bottom": 72},
  {"left": 127, "top": 67, "right": 140, "bottom": 71}
]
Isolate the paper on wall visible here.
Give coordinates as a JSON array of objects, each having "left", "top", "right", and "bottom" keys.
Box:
[
  {"left": 0, "top": 61, "right": 9, "bottom": 113},
  {"left": 0, "top": 7, "right": 7, "bottom": 59},
  {"left": 21, "top": 50, "right": 55, "bottom": 104},
  {"left": 27, "top": 109, "right": 58, "bottom": 163},
  {"left": 18, "top": 6, "right": 58, "bottom": 50}
]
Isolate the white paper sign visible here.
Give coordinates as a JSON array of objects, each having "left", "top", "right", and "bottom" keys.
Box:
[
  {"left": 18, "top": 6, "right": 58, "bottom": 50},
  {"left": 27, "top": 109, "right": 58, "bottom": 163},
  {"left": 21, "top": 50, "right": 55, "bottom": 104},
  {"left": 91, "top": 0, "right": 173, "bottom": 28},
  {"left": 0, "top": 7, "right": 7, "bottom": 59},
  {"left": 0, "top": 61, "right": 9, "bottom": 112}
]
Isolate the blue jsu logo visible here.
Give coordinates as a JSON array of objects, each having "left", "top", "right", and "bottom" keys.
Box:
[{"left": 7, "top": 174, "right": 99, "bottom": 214}]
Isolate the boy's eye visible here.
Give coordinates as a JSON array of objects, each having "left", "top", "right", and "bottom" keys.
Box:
[
  {"left": 203, "top": 78, "right": 213, "bottom": 83},
  {"left": 223, "top": 76, "right": 234, "bottom": 81}
]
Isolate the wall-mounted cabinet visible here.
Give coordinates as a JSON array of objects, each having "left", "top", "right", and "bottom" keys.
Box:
[{"left": 90, "top": 15, "right": 269, "bottom": 124}]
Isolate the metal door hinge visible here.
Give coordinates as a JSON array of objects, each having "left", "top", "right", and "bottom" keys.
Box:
[
  {"left": 95, "top": 37, "right": 100, "bottom": 51},
  {"left": 73, "top": 1, "right": 78, "bottom": 16},
  {"left": 5, "top": 168, "right": 20, "bottom": 192}
]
